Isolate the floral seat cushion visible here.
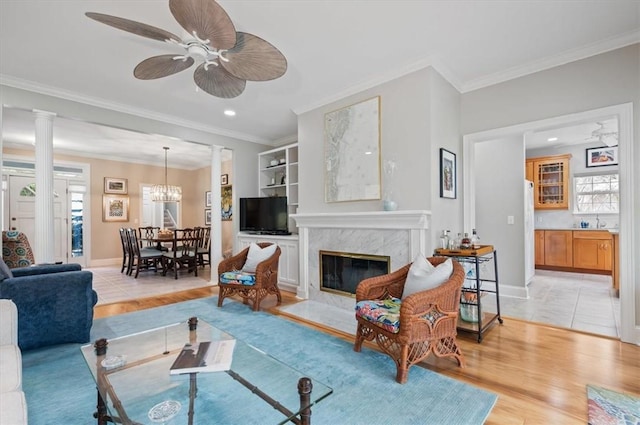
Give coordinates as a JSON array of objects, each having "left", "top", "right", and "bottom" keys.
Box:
[
  {"left": 219, "top": 270, "right": 256, "bottom": 286},
  {"left": 355, "top": 297, "right": 401, "bottom": 334}
]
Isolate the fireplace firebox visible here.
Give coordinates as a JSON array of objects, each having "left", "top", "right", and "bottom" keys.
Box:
[{"left": 319, "top": 250, "right": 390, "bottom": 297}]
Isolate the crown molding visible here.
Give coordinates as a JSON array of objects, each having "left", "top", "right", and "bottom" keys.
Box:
[
  {"left": 291, "top": 56, "right": 463, "bottom": 116},
  {"left": 0, "top": 75, "right": 270, "bottom": 145},
  {"left": 461, "top": 29, "right": 640, "bottom": 93}
]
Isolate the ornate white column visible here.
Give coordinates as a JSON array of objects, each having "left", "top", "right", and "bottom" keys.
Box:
[
  {"left": 210, "top": 145, "right": 223, "bottom": 283},
  {"left": 34, "top": 110, "right": 56, "bottom": 263}
]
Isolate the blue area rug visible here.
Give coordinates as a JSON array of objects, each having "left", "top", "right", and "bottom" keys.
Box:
[
  {"left": 587, "top": 385, "right": 640, "bottom": 425},
  {"left": 22, "top": 297, "right": 497, "bottom": 424}
]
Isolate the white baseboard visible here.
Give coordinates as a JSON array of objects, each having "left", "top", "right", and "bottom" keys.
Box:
[
  {"left": 498, "top": 284, "right": 529, "bottom": 299},
  {"left": 89, "top": 258, "right": 121, "bottom": 267}
]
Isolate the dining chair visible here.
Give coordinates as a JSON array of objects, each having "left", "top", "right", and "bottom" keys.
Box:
[
  {"left": 138, "top": 226, "right": 160, "bottom": 249},
  {"left": 118, "top": 228, "right": 132, "bottom": 274},
  {"left": 126, "top": 228, "right": 164, "bottom": 278},
  {"left": 195, "top": 226, "right": 211, "bottom": 268},
  {"left": 162, "top": 228, "right": 199, "bottom": 280}
]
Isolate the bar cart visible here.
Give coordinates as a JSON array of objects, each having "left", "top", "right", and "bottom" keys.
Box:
[{"left": 434, "top": 245, "right": 502, "bottom": 342}]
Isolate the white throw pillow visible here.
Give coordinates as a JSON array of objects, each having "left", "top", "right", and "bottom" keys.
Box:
[
  {"left": 402, "top": 256, "right": 453, "bottom": 298},
  {"left": 242, "top": 243, "right": 278, "bottom": 273}
]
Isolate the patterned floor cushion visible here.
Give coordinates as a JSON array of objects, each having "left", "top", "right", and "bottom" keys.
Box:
[
  {"left": 355, "top": 297, "right": 401, "bottom": 334},
  {"left": 219, "top": 271, "right": 257, "bottom": 286}
]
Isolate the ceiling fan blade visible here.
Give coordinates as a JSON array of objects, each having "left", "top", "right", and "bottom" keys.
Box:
[
  {"left": 193, "top": 63, "right": 246, "bottom": 98},
  {"left": 134, "top": 55, "right": 195, "bottom": 80},
  {"left": 86, "top": 12, "right": 182, "bottom": 43},
  {"left": 169, "top": 0, "right": 236, "bottom": 50},
  {"left": 220, "top": 32, "right": 287, "bottom": 81}
]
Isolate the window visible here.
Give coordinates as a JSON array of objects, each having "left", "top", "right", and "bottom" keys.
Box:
[{"left": 574, "top": 173, "right": 619, "bottom": 213}]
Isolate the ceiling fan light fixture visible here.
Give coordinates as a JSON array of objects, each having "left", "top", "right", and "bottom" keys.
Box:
[
  {"left": 151, "top": 147, "right": 182, "bottom": 202},
  {"left": 86, "top": 0, "right": 287, "bottom": 99}
]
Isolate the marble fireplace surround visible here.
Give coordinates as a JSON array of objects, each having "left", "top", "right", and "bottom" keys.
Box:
[{"left": 291, "top": 211, "right": 432, "bottom": 312}]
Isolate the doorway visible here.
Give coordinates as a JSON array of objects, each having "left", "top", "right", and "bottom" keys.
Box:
[
  {"left": 8, "top": 175, "right": 68, "bottom": 263},
  {"left": 463, "top": 103, "right": 635, "bottom": 343},
  {"left": 140, "top": 184, "right": 181, "bottom": 229}
]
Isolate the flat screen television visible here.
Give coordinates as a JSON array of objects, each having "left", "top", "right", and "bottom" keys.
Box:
[{"left": 239, "top": 196, "right": 290, "bottom": 235}]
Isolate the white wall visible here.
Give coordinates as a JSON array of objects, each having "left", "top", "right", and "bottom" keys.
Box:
[
  {"left": 461, "top": 44, "right": 640, "bottom": 331},
  {"left": 475, "top": 136, "right": 526, "bottom": 290},
  {"left": 298, "top": 68, "right": 431, "bottom": 214},
  {"left": 297, "top": 67, "right": 462, "bottom": 255},
  {"left": 429, "top": 68, "right": 463, "bottom": 249}
]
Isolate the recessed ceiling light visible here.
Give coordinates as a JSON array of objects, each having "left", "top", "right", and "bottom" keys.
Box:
[
  {"left": 547, "top": 137, "right": 558, "bottom": 142},
  {"left": 224, "top": 110, "right": 236, "bottom": 117},
  {"left": 364, "top": 151, "right": 372, "bottom": 155}
]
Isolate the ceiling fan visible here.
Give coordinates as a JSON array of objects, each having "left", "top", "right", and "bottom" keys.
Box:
[
  {"left": 86, "top": 0, "right": 287, "bottom": 99},
  {"left": 587, "top": 122, "right": 619, "bottom": 147}
]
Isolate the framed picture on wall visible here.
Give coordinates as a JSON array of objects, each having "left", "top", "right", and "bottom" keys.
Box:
[
  {"left": 103, "top": 195, "right": 129, "bottom": 222},
  {"left": 104, "top": 177, "right": 128, "bottom": 194},
  {"left": 205, "top": 209, "right": 211, "bottom": 225},
  {"left": 205, "top": 191, "right": 212, "bottom": 207},
  {"left": 586, "top": 146, "right": 618, "bottom": 167},
  {"left": 439, "top": 148, "right": 456, "bottom": 199},
  {"left": 221, "top": 174, "right": 228, "bottom": 185}
]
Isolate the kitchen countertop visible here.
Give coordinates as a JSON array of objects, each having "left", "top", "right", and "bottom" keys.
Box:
[{"left": 536, "top": 228, "right": 619, "bottom": 234}]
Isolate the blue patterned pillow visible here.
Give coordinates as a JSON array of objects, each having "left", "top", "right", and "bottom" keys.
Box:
[{"left": 219, "top": 270, "right": 256, "bottom": 285}]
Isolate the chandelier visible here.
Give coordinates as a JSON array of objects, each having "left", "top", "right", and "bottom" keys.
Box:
[{"left": 151, "top": 147, "right": 182, "bottom": 202}]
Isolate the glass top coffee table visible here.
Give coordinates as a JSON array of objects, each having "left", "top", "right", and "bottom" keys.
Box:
[{"left": 81, "top": 317, "right": 332, "bottom": 425}]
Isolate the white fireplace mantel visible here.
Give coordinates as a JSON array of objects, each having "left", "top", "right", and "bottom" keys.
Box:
[
  {"left": 291, "top": 210, "right": 432, "bottom": 300},
  {"left": 291, "top": 210, "right": 431, "bottom": 230}
]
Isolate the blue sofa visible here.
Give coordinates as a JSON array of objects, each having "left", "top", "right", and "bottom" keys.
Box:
[{"left": 0, "top": 262, "right": 98, "bottom": 351}]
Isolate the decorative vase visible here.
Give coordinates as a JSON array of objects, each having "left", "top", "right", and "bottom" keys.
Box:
[{"left": 383, "top": 200, "right": 398, "bottom": 211}]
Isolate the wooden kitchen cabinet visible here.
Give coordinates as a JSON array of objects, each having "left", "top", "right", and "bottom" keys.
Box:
[
  {"left": 534, "top": 230, "right": 545, "bottom": 266},
  {"left": 543, "top": 230, "right": 573, "bottom": 267},
  {"left": 572, "top": 230, "right": 612, "bottom": 271},
  {"left": 526, "top": 160, "right": 534, "bottom": 182},
  {"left": 527, "top": 154, "right": 571, "bottom": 210}
]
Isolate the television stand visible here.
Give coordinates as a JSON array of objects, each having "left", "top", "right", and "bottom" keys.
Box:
[{"left": 237, "top": 233, "right": 299, "bottom": 292}]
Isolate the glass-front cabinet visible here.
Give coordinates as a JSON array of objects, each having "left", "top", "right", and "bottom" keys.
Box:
[{"left": 527, "top": 154, "right": 571, "bottom": 210}]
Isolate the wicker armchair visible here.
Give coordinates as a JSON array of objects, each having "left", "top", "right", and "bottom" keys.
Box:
[
  {"left": 354, "top": 256, "right": 465, "bottom": 383},
  {"left": 217, "top": 242, "right": 282, "bottom": 311}
]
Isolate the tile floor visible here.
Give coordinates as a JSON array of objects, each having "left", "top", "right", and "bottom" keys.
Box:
[
  {"left": 89, "top": 265, "right": 213, "bottom": 305},
  {"left": 483, "top": 269, "right": 620, "bottom": 338}
]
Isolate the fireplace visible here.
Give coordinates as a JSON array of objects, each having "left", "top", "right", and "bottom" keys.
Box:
[
  {"left": 320, "top": 251, "right": 390, "bottom": 297},
  {"left": 291, "top": 210, "right": 431, "bottom": 311}
]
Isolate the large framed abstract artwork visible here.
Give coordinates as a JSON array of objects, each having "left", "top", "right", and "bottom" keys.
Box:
[{"left": 324, "top": 96, "right": 381, "bottom": 203}]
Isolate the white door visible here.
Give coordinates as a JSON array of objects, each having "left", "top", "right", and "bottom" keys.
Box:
[{"left": 9, "top": 175, "right": 68, "bottom": 263}]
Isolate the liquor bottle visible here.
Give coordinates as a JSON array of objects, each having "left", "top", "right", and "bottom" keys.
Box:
[
  {"left": 471, "top": 229, "right": 480, "bottom": 249},
  {"left": 440, "top": 230, "right": 450, "bottom": 250},
  {"left": 461, "top": 233, "right": 471, "bottom": 249}
]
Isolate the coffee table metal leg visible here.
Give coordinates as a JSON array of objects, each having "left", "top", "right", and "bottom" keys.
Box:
[{"left": 298, "top": 377, "right": 313, "bottom": 425}]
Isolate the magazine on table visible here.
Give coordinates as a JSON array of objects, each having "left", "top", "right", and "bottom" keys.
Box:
[{"left": 169, "top": 339, "right": 236, "bottom": 375}]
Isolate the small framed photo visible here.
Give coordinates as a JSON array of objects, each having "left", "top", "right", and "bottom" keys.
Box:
[
  {"left": 205, "top": 209, "right": 211, "bottom": 225},
  {"left": 104, "top": 177, "right": 128, "bottom": 194},
  {"left": 205, "top": 191, "right": 212, "bottom": 207},
  {"left": 221, "top": 174, "right": 228, "bottom": 185},
  {"left": 586, "top": 146, "right": 618, "bottom": 167},
  {"left": 103, "top": 195, "right": 129, "bottom": 222},
  {"left": 439, "top": 148, "right": 456, "bottom": 199}
]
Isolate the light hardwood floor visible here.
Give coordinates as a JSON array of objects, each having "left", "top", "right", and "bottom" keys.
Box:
[{"left": 94, "top": 286, "right": 640, "bottom": 424}]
